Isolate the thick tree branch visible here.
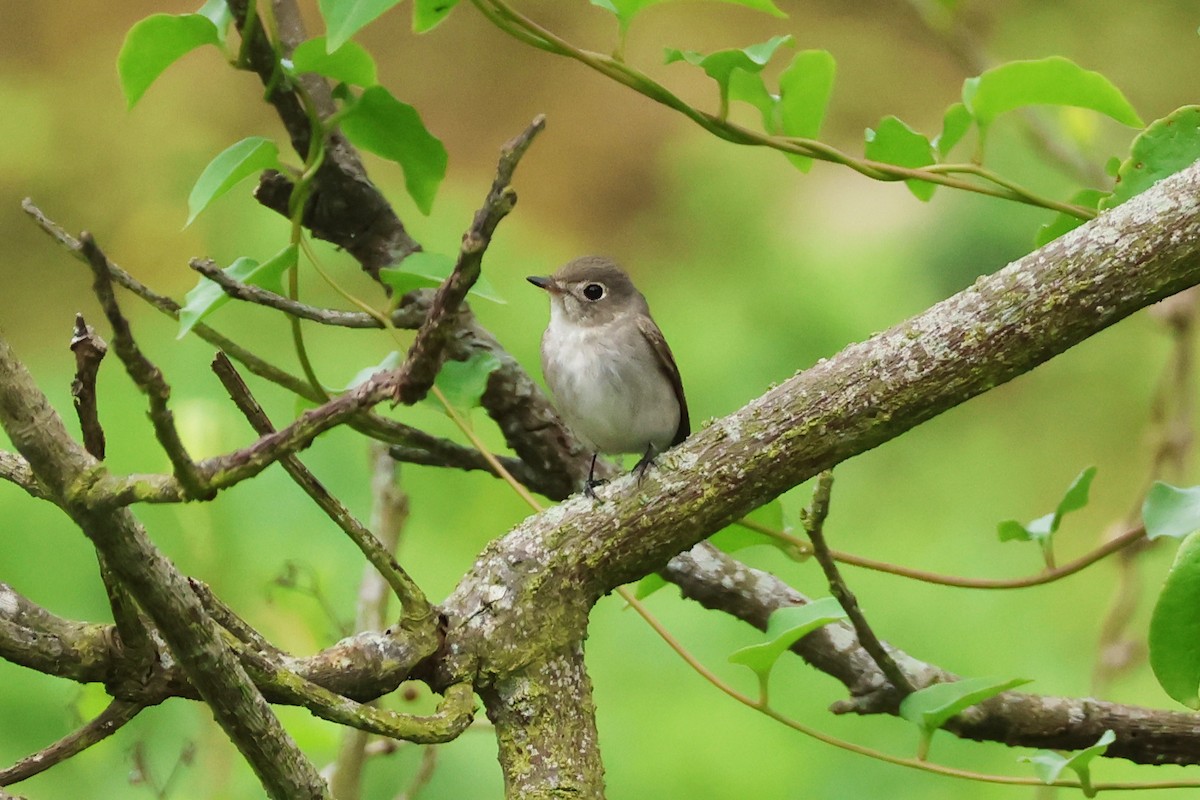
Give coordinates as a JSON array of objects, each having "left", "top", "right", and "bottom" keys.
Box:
[
  {"left": 226, "top": 0, "right": 420, "bottom": 277},
  {"left": 479, "top": 646, "right": 604, "bottom": 799},
  {"left": 438, "top": 161, "right": 1200, "bottom": 779},
  {"left": 662, "top": 543, "right": 1200, "bottom": 766}
]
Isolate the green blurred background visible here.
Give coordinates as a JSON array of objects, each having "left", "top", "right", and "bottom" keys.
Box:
[{"left": 3, "top": 0, "right": 1200, "bottom": 797}]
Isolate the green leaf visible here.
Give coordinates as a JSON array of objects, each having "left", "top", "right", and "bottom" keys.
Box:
[
  {"left": 338, "top": 86, "right": 447, "bottom": 215},
  {"left": 593, "top": 0, "right": 785, "bottom": 31},
  {"left": 997, "top": 466, "right": 1097, "bottom": 544},
  {"left": 1144, "top": 482, "right": 1200, "bottom": 541},
  {"left": 901, "top": 676, "right": 1031, "bottom": 759},
  {"left": 1101, "top": 106, "right": 1200, "bottom": 211},
  {"left": 429, "top": 351, "right": 502, "bottom": 415},
  {"left": 633, "top": 573, "right": 669, "bottom": 600},
  {"left": 186, "top": 137, "right": 281, "bottom": 227},
  {"left": 118, "top": 13, "right": 221, "bottom": 108},
  {"left": 378, "top": 251, "right": 505, "bottom": 303},
  {"left": 962, "top": 56, "right": 1143, "bottom": 147},
  {"left": 413, "top": 0, "right": 460, "bottom": 31},
  {"left": 1034, "top": 189, "right": 1107, "bottom": 247},
  {"left": 290, "top": 37, "right": 377, "bottom": 86},
  {"left": 177, "top": 245, "right": 298, "bottom": 338},
  {"left": 728, "top": 597, "right": 846, "bottom": 688},
  {"left": 196, "top": 0, "right": 234, "bottom": 44},
  {"left": 710, "top": 500, "right": 805, "bottom": 560},
  {"left": 777, "top": 49, "right": 836, "bottom": 172},
  {"left": 864, "top": 116, "right": 937, "bottom": 201},
  {"left": 934, "top": 102, "right": 972, "bottom": 158},
  {"left": 1021, "top": 730, "right": 1115, "bottom": 796},
  {"left": 319, "top": 0, "right": 404, "bottom": 51},
  {"left": 728, "top": 70, "right": 777, "bottom": 131},
  {"left": 345, "top": 351, "right": 402, "bottom": 390},
  {"left": 665, "top": 35, "right": 793, "bottom": 112},
  {"left": 1150, "top": 531, "right": 1200, "bottom": 707}
]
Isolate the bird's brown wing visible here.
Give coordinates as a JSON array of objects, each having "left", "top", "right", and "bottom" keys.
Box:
[{"left": 637, "top": 316, "right": 690, "bottom": 446}]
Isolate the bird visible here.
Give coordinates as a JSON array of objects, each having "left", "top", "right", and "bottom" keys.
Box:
[{"left": 528, "top": 256, "right": 689, "bottom": 496}]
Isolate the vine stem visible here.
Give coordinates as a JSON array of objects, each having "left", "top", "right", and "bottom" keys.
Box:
[
  {"left": 619, "top": 586, "right": 1200, "bottom": 792},
  {"left": 295, "top": 241, "right": 1196, "bottom": 793},
  {"left": 471, "top": 0, "right": 1095, "bottom": 220},
  {"left": 737, "top": 519, "right": 1146, "bottom": 589}
]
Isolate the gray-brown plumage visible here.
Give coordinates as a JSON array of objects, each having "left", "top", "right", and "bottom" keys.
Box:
[{"left": 528, "top": 256, "right": 689, "bottom": 493}]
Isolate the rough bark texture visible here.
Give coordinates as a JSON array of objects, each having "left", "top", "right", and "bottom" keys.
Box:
[
  {"left": 429, "top": 160, "right": 1200, "bottom": 787},
  {"left": 480, "top": 646, "right": 605, "bottom": 799}
]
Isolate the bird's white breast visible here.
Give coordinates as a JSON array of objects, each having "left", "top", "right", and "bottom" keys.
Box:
[{"left": 541, "top": 305, "right": 680, "bottom": 455}]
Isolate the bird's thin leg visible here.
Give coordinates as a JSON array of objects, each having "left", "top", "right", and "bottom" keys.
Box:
[
  {"left": 585, "top": 453, "right": 605, "bottom": 499},
  {"left": 633, "top": 444, "right": 657, "bottom": 482}
]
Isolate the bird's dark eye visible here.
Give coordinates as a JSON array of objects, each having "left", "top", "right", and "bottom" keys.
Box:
[{"left": 583, "top": 283, "right": 605, "bottom": 301}]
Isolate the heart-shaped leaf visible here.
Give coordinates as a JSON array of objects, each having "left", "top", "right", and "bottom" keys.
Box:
[
  {"left": 962, "top": 56, "right": 1142, "bottom": 147},
  {"left": 1021, "top": 730, "right": 1115, "bottom": 797},
  {"left": 178, "top": 245, "right": 298, "bottom": 338},
  {"left": 379, "top": 252, "right": 505, "bottom": 303},
  {"left": 1102, "top": 106, "right": 1200, "bottom": 211},
  {"left": 900, "top": 676, "right": 1031, "bottom": 759},
  {"left": 319, "top": 0, "right": 404, "bottom": 51},
  {"left": 337, "top": 86, "right": 447, "bottom": 215},
  {"left": 777, "top": 49, "right": 836, "bottom": 172},
  {"left": 118, "top": 13, "right": 221, "bottom": 108},
  {"left": 186, "top": 137, "right": 281, "bottom": 226},
  {"left": 290, "top": 36, "right": 378, "bottom": 86},
  {"left": 1149, "top": 531, "right": 1200, "bottom": 708},
  {"left": 729, "top": 597, "right": 846, "bottom": 695},
  {"left": 1144, "top": 482, "right": 1200, "bottom": 541},
  {"left": 864, "top": 116, "right": 937, "bottom": 200}
]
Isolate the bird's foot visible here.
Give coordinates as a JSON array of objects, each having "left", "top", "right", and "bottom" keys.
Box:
[
  {"left": 633, "top": 447, "right": 657, "bottom": 483},
  {"left": 584, "top": 478, "right": 608, "bottom": 499}
]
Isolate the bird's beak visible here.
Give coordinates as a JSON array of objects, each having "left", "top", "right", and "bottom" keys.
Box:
[{"left": 527, "top": 275, "right": 555, "bottom": 292}]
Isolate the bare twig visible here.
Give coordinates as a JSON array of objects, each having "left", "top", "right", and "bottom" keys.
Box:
[
  {"left": 67, "top": 313, "right": 155, "bottom": 664},
  {"left": 212, "top": 353, "right": 432, "bottom": 625},
  {"left": 738, "top": 517, "right": 1146, "bottom": 589},
  {"left": 25, "top": 201, "right": 567, "bottom": 496},
  {"left": 0, "top": 699, "right": 146, "bottom": 786},
  {"left": 395, "top": 746, "right": 439, "bottom": 800},
  {"left": 80, "top": 233, "right": 209, "bottom": 499},
  {"left": 802, "top": 472, "right": 917, "bottom": 696},
  {"left": 189, "top": 258, "right": 422, "bottom": 328},
  {"left": 329, "top": 446, "right": 411, "bottom": 800},
  {"left": 0, "top": 332, "right": 331, "bottom": 799},
  {"left": 69, "top": 314, "right": 107, "bottom": 459},
  {"left": 191, "top": 578, "right": 288, "bottom": 660},
  {"left": 394, "top": 115, "right": 546, "bottom": 405}
]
